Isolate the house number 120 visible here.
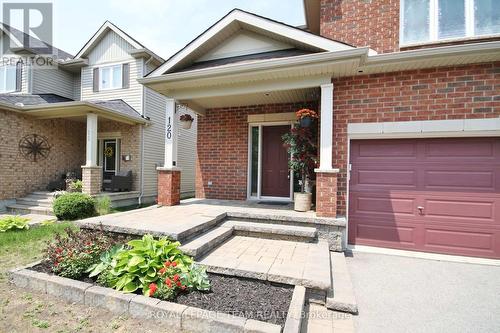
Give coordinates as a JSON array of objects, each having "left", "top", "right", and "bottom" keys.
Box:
[{"left": 166, "top": 116, "right": 172, "bottom": 139}]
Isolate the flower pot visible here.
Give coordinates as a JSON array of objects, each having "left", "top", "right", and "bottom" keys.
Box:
[
  {"left": 294, "top": 192, "right": 312, "bottom": 212},
  {"left": 300, "top": 117, "right": 312, "bottom": 128},
  {"left": 180, "top": 120, "right": 193, "bottom": 129}
]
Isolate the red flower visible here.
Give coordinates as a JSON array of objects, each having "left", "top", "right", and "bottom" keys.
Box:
[
  {"left": 171, "top": 261, "right": 177, "bottom": 267},
  {"left": 165, "top": 278, "right": 172, "bottom": 288},
  {"left": 176, "top": 281, "right": 182, "bottom": 287},
  {"left": 55, "top": 248, "right": 62, "bottom": 254},
  {"left": 159, "top": 268, "right": 166, "bottom": 275},
  {"left": 181, "top": 285, "right": 186, "bottom": 290},
  {"left": 173, "top": 274, "right": 179, "bottom": 282},
  {"left": 149, "top": 283, "right": 157, "bottom": 296},
  {"left": 54, "top": 262, "right": 59, "bottom": 266},
  {"left": 164, "top": 261, "right": 171, "bottom": 267}
]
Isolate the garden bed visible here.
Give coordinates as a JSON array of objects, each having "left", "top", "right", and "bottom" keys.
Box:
[{"left": 27, "top": 227, "right": 293, "bottom": 327}]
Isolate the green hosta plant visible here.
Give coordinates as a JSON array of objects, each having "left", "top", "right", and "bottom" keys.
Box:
[
  {"left": 0, "top": 215, "right": 30, "bottom": 232},
  {"left": 86, "top": 244, "right": 125, "bottom": 277},
  {"left": 105, "top": 235, "right": 193, "bottom": 294}
]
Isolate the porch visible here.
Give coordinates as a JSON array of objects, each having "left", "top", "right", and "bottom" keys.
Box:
[{"left": 1, "top": 97, "right": 147, "bottom": 214}]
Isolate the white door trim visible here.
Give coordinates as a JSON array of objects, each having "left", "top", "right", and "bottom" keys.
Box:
[{"left": 247, "top": 121, "right": 294, "bottom": 201}]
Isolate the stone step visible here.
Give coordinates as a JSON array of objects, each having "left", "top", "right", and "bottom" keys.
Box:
[
  {"left": 222, "top": 220, "right": 317, "bottom": 241},
  {"left": 16, "top": 198, "right": 54, "bottom": 208},
  {"left": 7, "top": 204, "right": 54, "bottom": 216},
  {"left": 179, "top": 226, "right": 233, "bottom": 259},
  {"left": 30, "top": 191, "right": 56, "bottom": 199},
  {"left": 326, "top": 252, "right": 358, "bottom": 314}
]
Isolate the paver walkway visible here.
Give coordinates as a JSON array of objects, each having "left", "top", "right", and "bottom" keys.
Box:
[{"left": 198, "top": 236, "right": 331, "bottom": 289}]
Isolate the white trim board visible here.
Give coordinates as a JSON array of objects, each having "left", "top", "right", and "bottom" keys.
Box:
[
  {"left": 348, "top": 118, "right": 500, "bottom": 139},
  {"left": 348, "top": 244, "right": 500, "bottom": 267}
]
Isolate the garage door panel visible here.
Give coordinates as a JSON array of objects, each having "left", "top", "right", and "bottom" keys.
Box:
[
  {"left": 353, "top": 140, "right": 418, "bottom": 161},
  {"left": 424, "top": 139, "right": 496, "bottom": 159},
  {"left": 349, "top": 137, "right": 500, "bottom": 259},
  {"left": 357, "top": 169, "right": 417, "bottom": 187},
  {"left": 424, "top": 170, "right": 495, "bottom": 191},
  {"left": 424, "top": 228, "right": 494, "bottom": 251},
  {"left": 424, "top": 198, "right": 495, "bottom": 221},
  {"left": 354, "top": 223, "right": 416, "bottom": 246}
]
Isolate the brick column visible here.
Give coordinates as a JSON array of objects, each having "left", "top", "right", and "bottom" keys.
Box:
[
  {"left": 157, "top": 167, "right": 181, "bottom": 206},
  {"left": 82, "top": 166, "right": 102, "bottom": 195},
  {"left": 315, "top": 169, "right": 339, "bottom": 218}
]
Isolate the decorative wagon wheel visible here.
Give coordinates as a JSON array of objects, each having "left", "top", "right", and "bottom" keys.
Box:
[{"left": 18, "top": 134, "right": 51, "bottom": 162}]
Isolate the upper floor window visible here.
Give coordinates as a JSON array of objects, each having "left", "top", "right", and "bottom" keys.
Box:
[
  {"left": 401, "top": 0, "right": 500, "bottom": 45},
  {"left": 0, "top": 65, "right": 17, "bottom": 93},
  {"left": 99, "top": 64, "right": 122, "bottom": 90}
]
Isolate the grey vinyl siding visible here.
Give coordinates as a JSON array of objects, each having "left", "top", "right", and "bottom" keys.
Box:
[
  {"left": 31, "top": 67, "right": 76, "bottom": 100},
  {"left": 142, "top": 86, "right": 166, "bottom": 197},
  {"left": 81, "top": 30, "right": 143, "bottom": 113},
  {"left": 73, "top": 75, "right": 81, "bottom": 100},
  {"left": 142, "top": 62, "right": 197, "bottom": 197}
]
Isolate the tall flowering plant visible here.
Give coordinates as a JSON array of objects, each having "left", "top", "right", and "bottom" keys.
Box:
[{"left": 282, "top": 124, "right": 318, "bottom": 193}]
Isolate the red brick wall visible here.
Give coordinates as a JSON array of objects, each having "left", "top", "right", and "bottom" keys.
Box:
[
  {"left": 158, "top": 170, "right": 181, "bottom": 206},
  {"left": 332, "top": 62, "right": 500, "bottom": 215},
  {"left": 320, "top": 0, "right": 400, "bottom": 54},
  {"left": 196, "top": 102, "right": 316, "bottom": 200}
]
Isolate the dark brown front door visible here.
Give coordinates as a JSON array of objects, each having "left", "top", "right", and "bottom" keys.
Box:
[{"left": 261, "top": 125, "right": 290, "bottom": 197}]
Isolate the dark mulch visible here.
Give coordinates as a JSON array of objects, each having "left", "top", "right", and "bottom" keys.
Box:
[{"left": 176, "top": 273, "right": 293, "bottom": 326}]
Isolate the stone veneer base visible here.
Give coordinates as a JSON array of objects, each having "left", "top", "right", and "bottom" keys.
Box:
[{"left": 8, "top": 263, "right": 293, "bottom": 333}]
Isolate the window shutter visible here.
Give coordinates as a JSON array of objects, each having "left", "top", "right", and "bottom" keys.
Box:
[
  {"left": 122, "top": 63, "right": 129, "bottom": 89},
  {"left": 93, "top": 67, "right": 99, "bottom": 92},
  {"left": 15, "top": 62, "right": 22, "bottom": 92}
]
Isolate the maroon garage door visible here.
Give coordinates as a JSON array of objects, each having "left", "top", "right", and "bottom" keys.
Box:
[{"left": 349, "top": 138, "right": 500, "bottom": 259}]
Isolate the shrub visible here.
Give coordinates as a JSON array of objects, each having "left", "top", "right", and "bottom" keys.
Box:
[
  {"left": 45, "top": 227, "right": 127, "bottom": 279},
  {"left": 103, "top": 235, "right": 193, "bottom": 294},
  {"left": 95, "top": 195, "right": 112, "bottom": 215},
  {"left": 0, "top": 215, "right": 30, "bottom": 232},
  {"left": 53, "top": 193, "right": 96, "bottom": 220},
  {"left": 68, "top": 180, "right": 83, "bottom": 192}
]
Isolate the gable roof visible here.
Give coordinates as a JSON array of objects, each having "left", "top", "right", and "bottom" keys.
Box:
[
  {"left": 0, "top": 23, "right": 73, "bottom": 60},
  {"left": 74, "top": 21, "right": 163, "bottom": 63},
  {"left": 148, "top": 8, "right": 354, "bottom": 76}
]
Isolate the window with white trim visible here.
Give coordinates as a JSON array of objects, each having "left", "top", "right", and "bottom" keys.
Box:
[
  {"left": 400, "top": 0, "right": 500, "bottom": 45},
  {"left": 0, "top": 65, "right": 17, "bottom": 93},
  {"left": 99, "top": 64, "right": 122, "bottom": 90}
]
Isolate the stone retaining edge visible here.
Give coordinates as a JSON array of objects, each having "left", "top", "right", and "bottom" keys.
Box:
[
  {"left": 8, "top": 263, "right": 283, "bottom": 333},
  {"left": 282, "top": 286, "right": 306, "bottom": 333}
]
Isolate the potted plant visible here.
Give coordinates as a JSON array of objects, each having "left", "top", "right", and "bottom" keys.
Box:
[
  {"left": 296, "top": 108, "right": 318, "bottom": 128},
  {"left": 179, "top": 114, "right": 194, "bottom": 129},
  {"left": 282, "top": 119, "right": 318, "bottom": 212}
]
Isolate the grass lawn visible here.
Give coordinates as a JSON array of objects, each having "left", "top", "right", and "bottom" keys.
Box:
[{"left": 0, "top": 222, "right": 160, "bottom": 332}]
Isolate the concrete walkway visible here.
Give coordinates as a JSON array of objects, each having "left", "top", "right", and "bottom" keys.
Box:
[{"left": 346, "top": 252, "right": 500, "bottom": 333}]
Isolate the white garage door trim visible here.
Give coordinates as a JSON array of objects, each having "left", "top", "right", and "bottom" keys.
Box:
[{"left": 345, "top": 117, "right": 500, "bottom": 257}]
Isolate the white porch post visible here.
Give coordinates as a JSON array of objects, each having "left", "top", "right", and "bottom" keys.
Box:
[
  {"left": 319, "top": 83, "right": 333, "bottom": 170},
  {"left": 164, "top": 98, "right": 179, "bottom": 168},
  {"left": 85, "top": 113, "right": 98, "bottom": 166},
  {"left": 82, "top": 113, "right": 101, "bottom": 195}
]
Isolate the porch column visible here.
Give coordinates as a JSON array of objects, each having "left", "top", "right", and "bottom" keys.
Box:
[
  {"left": 315, "top": 83, "right": 338, "bottom": 217},
  {"left": 82, "top": 113, "right": 102, "bottom": 195},
  {"left": 157, "top": 98, "right": 181, "bottom": 206}
]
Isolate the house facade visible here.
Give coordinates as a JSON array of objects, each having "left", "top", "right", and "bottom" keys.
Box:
[
  {"left": 0, "top": 22, "right": 197, "bottom": 211},
  {"left": 142, "top": 1, "right": 500, "bottom": 259}
]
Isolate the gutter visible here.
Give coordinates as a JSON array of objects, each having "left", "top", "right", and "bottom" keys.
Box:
[
  {"left": 139, "top": 48, "right": 369, "bottom": 84},
  {"left": 0, "top": 100, "right": 150, "bottom": 125}
]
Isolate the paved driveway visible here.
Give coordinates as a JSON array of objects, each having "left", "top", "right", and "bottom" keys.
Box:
[{"left": 346, "top": 252, "right": 500, "bottom": 333}]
